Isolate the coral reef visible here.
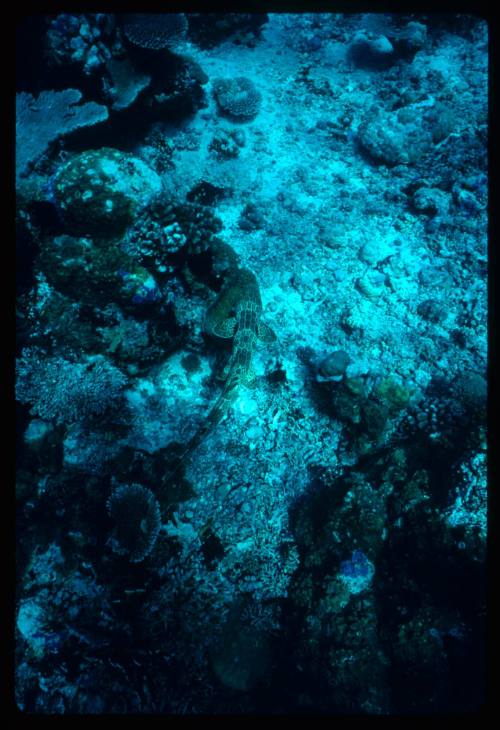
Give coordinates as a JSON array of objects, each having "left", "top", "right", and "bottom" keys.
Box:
[
  {"left": 16, "top": 90, "right": 109, "bottom": 180},
  {"left": 187, "top": 13, "right": 268, "bottom": 48},
  {"left": 103, "top": 57, "right": 151, "bottom": 110},
  {"left": 45, "top": 14, "right": 120, "bottom": 74},
  {"left": 15, "top": 12, "right": 487, "bottom": 716},
  {"left": 209, "top": 127, "right": 246, "bottom": 159},
  {"left": 16, "top": 349, "right": 127, "bottom": 424},
  {"left": 122, "top": 13, "right": 188, "bottom": 51},
  {"left": 212, "top": 77, "right": 262, "bottom": 121},
  {"left": 107, "top": 483, "right": 161, "bottom": 562},
  {"left": 51, "top": 148, "right": 162, "bottom": 237}
]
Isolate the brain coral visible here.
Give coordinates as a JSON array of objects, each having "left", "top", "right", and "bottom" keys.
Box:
[
  {"left": 122, "top": 13, "right": 188, "bottom": 50},
  {"left": 51, "top": 148, "right": 162, "bottom": 237},
  {"left": 212, "top": 77, "right": 261, "bottom": 121},
  {"left": 107, "top": 483, "right": 161, "bottom": 562}
]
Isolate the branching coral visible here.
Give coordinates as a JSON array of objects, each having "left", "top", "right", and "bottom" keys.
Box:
[
  {"left": 45, "top": 14, "right": 119, "bottom": 74},
  {"left": 16, "top": 349, "right": 127, "bottom": 424}
]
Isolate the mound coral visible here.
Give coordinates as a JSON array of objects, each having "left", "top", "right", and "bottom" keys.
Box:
[
  {"left": 51, "top": 148, "right": 162, "bottom": 237},
  {"left": 212, "top": 77, "right": 261, "bottom": 121}
]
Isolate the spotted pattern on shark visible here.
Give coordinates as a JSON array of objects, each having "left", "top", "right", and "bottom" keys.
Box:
[{"left": 170, "top": 267, "right": 276, "bottom": 474}]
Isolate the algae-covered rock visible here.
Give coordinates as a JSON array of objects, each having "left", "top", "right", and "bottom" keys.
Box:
[
  {"left": 374, "top": 377, "right": 412, "bottom": 412},
  {"left": 52, "top": 148, "right": 162, "bottom": 237}
]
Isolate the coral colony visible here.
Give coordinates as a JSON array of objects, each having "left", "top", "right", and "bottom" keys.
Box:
[{"left": 16, "top": 13, "right": 487, "bottom": 714}]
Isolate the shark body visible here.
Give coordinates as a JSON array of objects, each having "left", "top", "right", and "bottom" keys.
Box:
[{"left": 171, "top": 267, "right": 276, "bottom": 473}]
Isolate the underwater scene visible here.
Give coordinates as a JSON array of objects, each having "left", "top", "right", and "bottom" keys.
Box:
[{"left": 15, "top": 13, "right": 487, "bottom": 714}]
